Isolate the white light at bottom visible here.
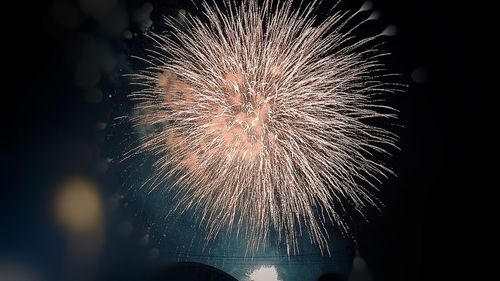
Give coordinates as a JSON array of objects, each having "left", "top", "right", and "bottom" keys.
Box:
[{"left": 247, "top": 266, "right": 282, "bottom": 281}]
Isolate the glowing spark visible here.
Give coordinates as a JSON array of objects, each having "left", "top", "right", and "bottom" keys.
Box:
[
  {"left": 247, "top": 266, "right": 281, "bottom": 281},
  {"left": 128, "top": 0, "right": 399, "bottom": 254}
]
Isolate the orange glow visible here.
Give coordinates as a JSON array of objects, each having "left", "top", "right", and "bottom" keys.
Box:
[{"left": 54, "top": 177, "right": 103, "bottom": 234}]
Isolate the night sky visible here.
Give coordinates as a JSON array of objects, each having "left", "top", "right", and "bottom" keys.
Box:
[{"left": 2, "top": 0, "right": 487, "bottom": 281}]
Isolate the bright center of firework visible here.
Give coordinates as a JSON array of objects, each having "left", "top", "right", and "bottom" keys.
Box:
[
  {"left": 247, "top": 266, "right": 281, "bottom": 281},
  {"left": 214, "top": 72, "right": 273, "bottom": 160},
  {"left": 159, "top": 70, "right": 278, "bottom": 164}
]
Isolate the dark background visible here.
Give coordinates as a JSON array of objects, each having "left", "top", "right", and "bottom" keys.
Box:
[{"left": 2, "top": 0, "right": 487, "bottom": 280}]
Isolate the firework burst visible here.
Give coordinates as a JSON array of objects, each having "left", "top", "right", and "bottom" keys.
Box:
[{"left": 128, "top": 0, "right": 399, "bottom": 254}]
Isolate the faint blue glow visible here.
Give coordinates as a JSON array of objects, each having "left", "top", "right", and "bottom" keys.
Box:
[{"left": 247, "top": 266, "right": 281, "bottom": 281}]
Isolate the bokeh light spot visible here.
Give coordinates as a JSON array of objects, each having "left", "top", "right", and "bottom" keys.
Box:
[{"left": 54, "top": 177, "right": 103, "bottom": 234}]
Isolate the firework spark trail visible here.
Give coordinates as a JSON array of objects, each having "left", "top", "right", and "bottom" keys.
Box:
[{"left": 128, "top": 0, "right": 400, "bottom": 255}]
